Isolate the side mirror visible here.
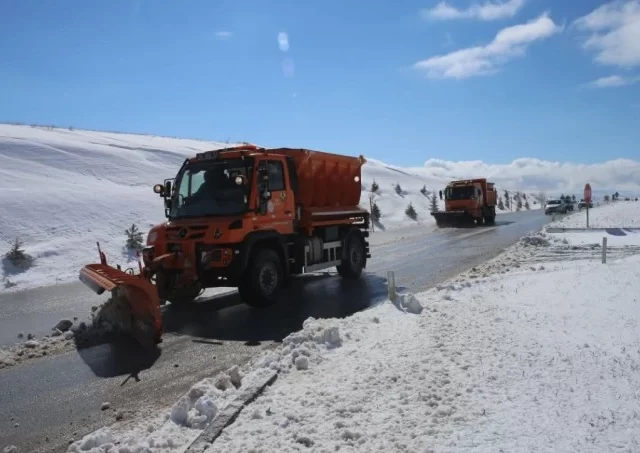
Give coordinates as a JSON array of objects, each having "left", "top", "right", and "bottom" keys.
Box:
[{"left": 153, "top": 184, "right": 164, "bottom": 196}]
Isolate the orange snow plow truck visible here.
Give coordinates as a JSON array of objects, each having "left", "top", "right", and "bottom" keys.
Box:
[
  {"left": 79, "top": 145, "right": 371, "bottom": 347},
  {"left": 432, "top": 178, "right": 497, "bottom": 227}
]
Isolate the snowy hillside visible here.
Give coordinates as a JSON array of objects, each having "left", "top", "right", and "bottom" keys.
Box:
[{"left": 1, "top": 124, "right": 539, "bottom": 292}]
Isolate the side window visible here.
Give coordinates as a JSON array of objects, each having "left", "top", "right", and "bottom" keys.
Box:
[{"left": 267, "top": 161, "right": 285, "bottom": 191}]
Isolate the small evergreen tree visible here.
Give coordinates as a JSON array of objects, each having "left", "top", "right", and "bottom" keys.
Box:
[
  {"left": 429, "top": 194, "right": 439, "bottom": 213},
  {"left": 522, "top": 193, "right": 527, "bottom": 200},
  {"left": 370, "top": 180, "right": 379, "bottom": 193},
  {"left": 497, "top": 197, "right": 505, "bottom": 210},
  {"left": 395, "top": 183, "right": 403, "bottom": 195},
  {"left": 504, "top": 190, "right": 511, "bottom": 210},
  {"left": 4, "top": 238, "right": 34, "bottom": 270},
  {"left": 517, "top": 199, "right": 523, "bottom": 211},
  {"left": 405, "top": 203, "right": 417, "bottom": 220},
  {"left": 371, "top": 202, "right": 381, "bottom": 222},
  {"left": 572, "top": 194, "right": 576, "bottom": 202},
  {"left": 525, "top": 200, "right": 530, "bottom": 210},
  {"left": 420, "top": 185, "right": 428, "bottom": 196},
  {"left": 125, "top": 223, "right": 144, "bottom": 250}
]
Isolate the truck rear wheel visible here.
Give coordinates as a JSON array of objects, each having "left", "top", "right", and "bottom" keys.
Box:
[
  {"left": 484, "top": 207, "right": 496, "bottom": 225},
  {"left": 337, "top": 232, "right": 366, "bottom": 279},
  {"left": 238, "top": 248, "right": 283, "bottom": 308}
]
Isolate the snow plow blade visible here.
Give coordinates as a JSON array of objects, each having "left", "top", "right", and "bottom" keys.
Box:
[
  {"left": 79, "top": 263, "right": 162, "bottom": 349},
  {"left": 431, "top": 211, "right": 473, "bottom": 228}
]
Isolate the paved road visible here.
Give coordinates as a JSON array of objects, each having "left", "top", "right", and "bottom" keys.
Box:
[{"left": 0, "top": 210, "right": 549, "bottom": 453}]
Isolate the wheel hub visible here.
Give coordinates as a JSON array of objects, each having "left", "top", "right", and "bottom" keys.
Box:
[{"left": 259, "top": 264, "right": 277, "bottom": 295}]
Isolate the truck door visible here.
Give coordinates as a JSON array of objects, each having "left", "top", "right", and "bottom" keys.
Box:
[{"left": 255, "top": 158, "right": 295, "bottom": 234}]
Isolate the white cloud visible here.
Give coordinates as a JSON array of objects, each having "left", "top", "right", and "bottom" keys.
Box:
[
  {"left": 422, "top": 0, "right": 526, "bottom": 21},
  {"left": 413, "top": 157, "right": 640, "bottom": 194},
  {"left": 278, "top": 32, "right": 289, "bottom": 52},
  {"left": 588, "top": 74, "right": 640, "bottom": 87},
  {"left": 414, "top": 13, "right": 562, "bottom": 79},
  {"left": 215, "top": 31, "right": 233, "bottom": 40},
  {"left": 573, "top": 0, "right": 640, "bottom": 67}
]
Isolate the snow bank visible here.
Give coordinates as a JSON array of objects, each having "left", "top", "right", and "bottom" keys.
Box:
[
  {"left": 548, "top": 200, "right": 640, "bottom": 229},
  {"left": 66, "top": 365, "right": 271, "bottom": 453},
  {"left": 1, "top": 124, "right": 540, "bottom": 292},
  {"left": 203, "top": 240, "right": 640, "bottom": 452}
]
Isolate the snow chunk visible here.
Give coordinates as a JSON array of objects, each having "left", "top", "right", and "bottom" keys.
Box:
[
  {"left": 24, "top": 340, "right": 39, "bottom": 349},
  {"left": 53, "top": 319, "right": 73, "bottom": 332},
  {"left": 67, "top": 427, "right": 114, "bottom": 452},
  {"left": 226, "top": 365, "right": 243, "bottom": 388},
  {"left": 3, "top": 446, "right": 18, "bottom": 453},
  {"left": 395, "top": 292, "right": 424, "bottom": 314},
  {"left": 294, "top": 356, "right": 309, "bottom": 370},
  {"left": 64, "top": 330, "right": 75, "bottom": 340}
]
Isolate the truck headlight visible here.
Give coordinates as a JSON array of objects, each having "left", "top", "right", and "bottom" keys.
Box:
[{"left": 147, "top": 231, "right": 158, "bottom": 245}]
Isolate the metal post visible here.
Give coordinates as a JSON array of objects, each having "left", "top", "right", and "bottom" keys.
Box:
[
  {"left": 602, "top": 237, "right": 607, "bottom": 264},
  {"left": 387, "top": 271, "right": 396, "bottom": 301},
  {"left": 586, "top": 204, "right": 589, "bottom": 228}
]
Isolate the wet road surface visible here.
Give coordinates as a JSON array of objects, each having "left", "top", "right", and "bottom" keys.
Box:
[{"left": 0, "top": 210, "right": 549, "bottom": 452}]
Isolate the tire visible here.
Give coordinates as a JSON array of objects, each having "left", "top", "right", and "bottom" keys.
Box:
[
  {"left": 337, "top": 231, "right": 366, "bottom": 279},
  {"left": 484, "top": 206, "right": 496, "bottom": 225},
  {"left": 238, "top": 248, "right": 283, "bottom": 308}
]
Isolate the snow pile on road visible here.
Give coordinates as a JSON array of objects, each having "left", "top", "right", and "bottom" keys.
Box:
[
  {"left": 204, "top": 244, "right": 640, "bottom": 451},
  {"left": 548, "top": 200, "right": 640, "bottom": 229},
  {"left": 1, "top": 124, "right": 540, "bottom": 292},
  {"left": 0, "top": 319, "right": 85, "bottom": 369}
]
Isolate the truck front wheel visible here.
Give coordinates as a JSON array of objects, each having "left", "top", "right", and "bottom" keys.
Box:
[
  {"left": 238, "top": 248, "right": 283, "bottom": 308},
  {"left": 337, "top": 232, "right": 366, "bottom": 279}
]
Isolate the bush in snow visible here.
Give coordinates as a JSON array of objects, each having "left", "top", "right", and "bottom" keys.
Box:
[
  {"left": 3, "top": 238, "right": 35, "bottom": 272},
  {"left": 429, "top": 194, "right": 439, "bottom": 213},
  {"left": 420, "top": 185, "right": 428, "bottom": 196},
  {"left": 125, "top": 223, "right": 144, "bottom": 250},
  {"left": 395, "top": 183, "right": 403, "bottom": 195},
  {"left": 497, "top": 197, "right": 505, "bottom": 210},
  {"left": 370, "top": 180, "right": 379, "bottom": 193},
  {"left": 371, "top": 202, "right": 381, "bottom": 222},
  {"left": 405, "top": 203, "right": 417, "bottom": 220}
]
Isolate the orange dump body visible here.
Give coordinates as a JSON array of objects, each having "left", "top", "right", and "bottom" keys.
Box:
[{"left": 269, "top": 148, "right": 365, "bottom": 209}]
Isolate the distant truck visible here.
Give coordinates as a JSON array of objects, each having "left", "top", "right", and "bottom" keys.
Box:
[
  {"left": 79, "top": 145, "right": 372, "bottom": 346},
  {"left": 432, "top": 178, "right": 497, "bottom": 227}
]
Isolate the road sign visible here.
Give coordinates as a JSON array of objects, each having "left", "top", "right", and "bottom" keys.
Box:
[{"left": 584, "top": 183, "right": 592, "bottom": 203}]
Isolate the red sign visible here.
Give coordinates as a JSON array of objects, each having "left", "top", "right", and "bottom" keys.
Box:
[{"left": 584, "top": 183, "right": 592, "bottom": 203}]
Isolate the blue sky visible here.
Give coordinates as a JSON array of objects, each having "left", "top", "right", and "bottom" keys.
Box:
[{"left": 1, "top": 0, "right": 638, "bottom": 166}]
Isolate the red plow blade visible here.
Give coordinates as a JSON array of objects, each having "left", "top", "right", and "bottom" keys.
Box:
[{"left": 79, "top": 263, "right": 163, "bottom": 348}]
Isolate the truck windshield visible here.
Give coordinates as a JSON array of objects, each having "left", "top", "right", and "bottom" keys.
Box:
[
  {"left": 169, "top": 158, "right": 254, "bottom": 219},
  {"left": 445, "top": 186, "right": 475, "bottom": 200}
]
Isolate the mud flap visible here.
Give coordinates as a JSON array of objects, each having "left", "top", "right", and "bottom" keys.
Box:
[{"left": 79, "top": 264, "right": 163, "bottom": 348}]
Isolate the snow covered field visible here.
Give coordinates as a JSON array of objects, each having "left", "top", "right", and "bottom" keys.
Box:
[
  {"left": 548, "top": 200, "right": 640, "bottom": 229},
  {"left": 60, "top": 203, "right": 640, "bottom": 453},
  {"left": 0, "top": 124, "right": 541, "bottom": 293}
]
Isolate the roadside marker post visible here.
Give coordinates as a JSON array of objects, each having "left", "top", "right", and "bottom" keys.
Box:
[
  {"left": 387, "top": 271, "right": 396, "bottom": 301},
  {"left": 602, "top": 237, "right": 607, "bottom": 264}
]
